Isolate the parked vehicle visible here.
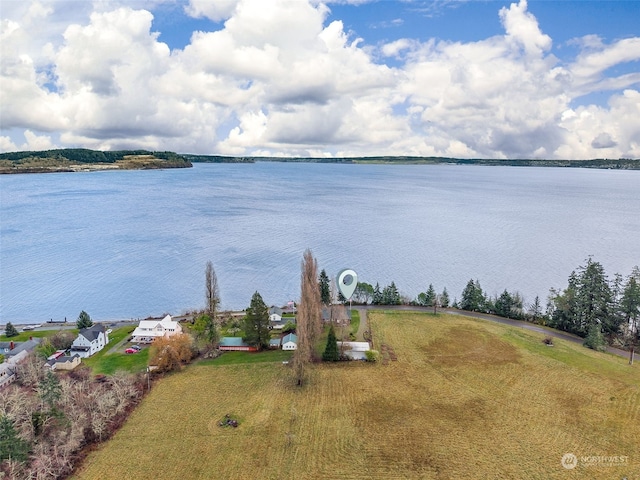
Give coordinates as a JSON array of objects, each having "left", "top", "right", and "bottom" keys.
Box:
[
  {"left": 124, "top": 348, "right": 138, "bottom": 354},
  {"left": 131, "top": 345, "right": 141, "bottom": 351}
]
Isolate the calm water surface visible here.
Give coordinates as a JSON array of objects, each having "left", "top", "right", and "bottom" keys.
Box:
[{"left": 1, "top": 163, "right": 639, "bottom": 323}]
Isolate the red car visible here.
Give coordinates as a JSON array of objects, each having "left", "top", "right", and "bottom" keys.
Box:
[{"left": 125, "top": 348, "right": 138, "bottom": 354}]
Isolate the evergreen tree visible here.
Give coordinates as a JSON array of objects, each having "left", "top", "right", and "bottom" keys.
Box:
[
  {"left": 0, "top": 416, "right": 30, "bottom": 463},
  {"left": 76, "top": 310, "right": 93, "bottom": 329},
  {"left": 620, "top": 268, "right": 640, "bottom": 325},
  {"left": 242, "top": 292, "right": 270, "bottom": 349},
  {"left": 549, "top": 274, "right": 580, "bottom": 334},
  {"left": 583, "top": 323, "right": 606, "bottom": 352},
  {"left": 425, "top": 284, "right": 437, "bottom": 306},
  {"left": 576, "top": 258, "right": 615, "bottom": 336},
  {"left": 460, "top": 279, "right": 485, "bottom": 312},
  {"left": 319, "top": 269, "right": 331, "bottom": 305},
  {"left": 440, "top": 288, "right": 450, "bottom": 308},
  {"left": 494, "top": 290, "right": 514, "bottom": 318},
  {"left": 372, "top": 283, "right": 383, "bottom": 305},
  {"left": 528, "top": 295, "right": 543, "bottom": 323},
  {"left": 322, "top": 326, "right": 340, "bottom": 362},
  {"left": 4, "top": 322, "right": 18, "bottom": 338},
  {"left": 38, "top": 370, "right": 62, "bottom": 410},
  {"left": 620, "top": 268, "right": 640, "bottom": 364},
  {"left": 381, "top": 282, "right": 400, "bottom": 305}
]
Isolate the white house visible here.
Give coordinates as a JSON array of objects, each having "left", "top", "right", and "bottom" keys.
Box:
[
  {"left": 131, "top": 315, "right": 182, "bottom": 344},
  {"left": 70, "top": 324, "right": 109, "bottom": 358},
  {"left": 269, "top": 307, "right": 284, "bottom": 323},
  {"left": 337, "top": 341, "right": 370, "bottom": 360},
  {"left": 282, "top": 333, "right": 298, "bottom": 351}
]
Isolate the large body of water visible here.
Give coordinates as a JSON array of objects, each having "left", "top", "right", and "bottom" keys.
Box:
[{"left": 1, "top": 162, "right": 638, "bottom": 324}]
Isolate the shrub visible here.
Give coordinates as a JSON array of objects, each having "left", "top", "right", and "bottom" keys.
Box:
[{"left": 364, "top": 350, "right": 380, "bottom": 362}]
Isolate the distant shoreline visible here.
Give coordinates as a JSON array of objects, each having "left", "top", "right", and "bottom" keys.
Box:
[{"left": 1, "top": 148, "right": 639, "bottom": 173}]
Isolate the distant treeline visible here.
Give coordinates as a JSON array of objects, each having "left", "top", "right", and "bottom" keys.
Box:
[
  {"left": 241, "top": 156, "right": 640, "bottom": 169},
  {"left": 181, "top": 154, "right": 254, "bottom": 163},
  {"left": 2, "top": 149, "right": 638, "bottom": 170}
]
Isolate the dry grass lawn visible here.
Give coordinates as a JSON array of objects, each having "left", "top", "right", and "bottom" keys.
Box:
[{"left": 73, "top": 312, "right": 640, "bottom": 479}]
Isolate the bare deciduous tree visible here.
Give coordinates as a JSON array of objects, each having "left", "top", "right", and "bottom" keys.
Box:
[
  {"left": 205, "top": 261, "right": 221, "bottom": 320},
  {"left": 292, "top": 249, "right": 322, "bottom": 386}
]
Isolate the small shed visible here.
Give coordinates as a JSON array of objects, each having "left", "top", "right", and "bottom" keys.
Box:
[
  {"left": 269, "top": 337, "right": 281, "bottom": 349},
  {"left": 49, "top": 354, "right": 81, "bottom": 371}
]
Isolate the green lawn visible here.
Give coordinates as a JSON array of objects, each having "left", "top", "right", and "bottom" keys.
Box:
[
  {"left": 349, "top": 309, "right": 360, "bottom": 336},
  {"left": 197, "top": 349, "right": 293, "bottom": 366},
  {"left": 1, "top": 329, "right": 66, "bottom": 342},
  {"left": 85, "top": 350, "right": 150, "bottom": 375},
  {"left": 83, "top": 326, "right": 148, "bottom": 375}
]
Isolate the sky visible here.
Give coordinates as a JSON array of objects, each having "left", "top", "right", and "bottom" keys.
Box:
[{"left": 0, "top": 0, "right": 639, "bottom": 159}]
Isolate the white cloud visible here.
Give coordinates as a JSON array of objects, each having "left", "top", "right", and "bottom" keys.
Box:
[
  {"left": 0, "top": 0, "right": 638, "bottom": 159},
  {"left": 0, "top": 130, "right": 57, "bottom": 152},
  {"left": 499, "top": 0, "right": 552, "bottom": 57},
  {"left": 186, "top": 0, "right": 239, "bottom": 21}
]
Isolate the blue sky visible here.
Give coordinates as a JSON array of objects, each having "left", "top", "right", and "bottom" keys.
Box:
[{"left": 1, "top": 0, "right": 639, "bottom": 159}]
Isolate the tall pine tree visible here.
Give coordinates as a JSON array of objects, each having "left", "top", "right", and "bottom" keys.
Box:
[
  {"left": 319, "top": 269, "right": 331, "bottom": 305},
  {"left": 242, "top": 292, "right": 270, "bottom": 349}
]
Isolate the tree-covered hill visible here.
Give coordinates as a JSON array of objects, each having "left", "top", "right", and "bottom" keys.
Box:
[{"left": 0, "top": 149, "right": 192, "bottom": 174}]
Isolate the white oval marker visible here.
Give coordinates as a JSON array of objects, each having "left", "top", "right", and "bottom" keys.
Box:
[{"left": 337, "top": 269, "right": 358, "bottom": 301}]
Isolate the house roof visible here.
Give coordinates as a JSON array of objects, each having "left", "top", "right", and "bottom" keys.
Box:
[
  {"left": 56, "top": 354, "right": 80, "bottom": 363},
  {"left": 135, "top": 314, "right": 178, "bottom": 331},
  {"left": 269, "top": 306, "right": 284, "bottom": 316},
  {"left": 269, "top": 338, "right": 281, "bottom": 346},
  {"left": 79, "top": 324, "right": 106, "bottom": 342},
  {"left": 219, "top": 337, "right": 250, "bottom": 347},
  {"left": 282, "top": 333, "right": 297, "bottom": 344},
  {"left": 5, "top": 338, "right": 41, "bottom": 357}
]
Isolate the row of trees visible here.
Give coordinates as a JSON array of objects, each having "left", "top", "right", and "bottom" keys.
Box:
[
  {"left": 547, "top": 259, "right": 640, "bottom": 357},
  {"left": 459, "top": 280, "right": 525, "bottom": 319}
]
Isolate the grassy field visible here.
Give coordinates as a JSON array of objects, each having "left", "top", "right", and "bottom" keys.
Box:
[{"left": 72, "top": 312, "right": 640, "bottom": 479}]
